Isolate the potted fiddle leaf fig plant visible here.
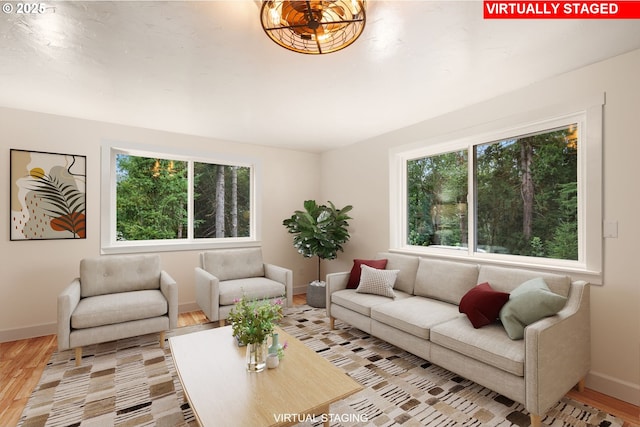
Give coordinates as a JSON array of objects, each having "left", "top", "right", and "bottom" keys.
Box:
[{"left": 283, "top": 200, "right": 352, "bottom": 307}]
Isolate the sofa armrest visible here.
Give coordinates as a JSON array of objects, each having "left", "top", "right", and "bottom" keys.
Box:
[
  {"left": 264, "top": 263, "right": 293, "bottom": 308},
  {"left": 57, "top": 279, "right": 81, "bottom": 351},
  {"left": 195, "top": 267, "right": 220, "bottom": 322},
  {"left": 325, "top": 271, "right": 350, "bottom": 318},
  {"left": 524, "top": 281, "right": 590, "bottom": 416},
  {"left": 160, "top": 270, "right": 179, "bottom": 329}
]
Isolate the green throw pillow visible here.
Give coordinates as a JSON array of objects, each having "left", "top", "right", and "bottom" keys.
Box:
[{"left": 499, "top": 277, "right": 567, "bottom": 340}]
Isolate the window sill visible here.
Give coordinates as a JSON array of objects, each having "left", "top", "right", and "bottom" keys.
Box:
[
  {"left": 388, "top": 247, "right": 602, "bottom": 285},
  {"left": 101, "top": 239, "right": 261, "bottom": 255}
]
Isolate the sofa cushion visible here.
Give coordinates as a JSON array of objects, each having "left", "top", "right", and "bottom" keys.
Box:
[
  {"left": 370, "top": 296, "right": 462, "bottom": 340},
  {"left": 356, "top": 265, "right": 399, "bottom": 298},
  {"left": 376, "top": 252, "right": 419, "bottom": 295},
  {"left": 331, "top": 289, "right": 412, "bottom": 317},
  {"left": 430, "top": 316, "right": 525, "bottom": 376},
  {"left": 499, "top": 277, "right": 568, "bottom": 340},
  {"left": 459, "top": 282, "right": 510, "bottom": 328},
  {"left": 347, "top": 259, "right": 388, "bottom": 289},
  {"left": 219, "top": 277, "right": 285, "bottom": 306},
  {"left": 413, "top": 258, "right": 479, "bottom": 305},
  {"left": 201, "top": 248, "right": 265, "bottom": 282},
  {"left": 477, "top": 265, "right": 571, "bottom": 297},
  {"left": 72, "top": 290, "right": 167, "bottom": 329},
  {"left": 80, "top": 255, "right": 161, "bottom": 298}
]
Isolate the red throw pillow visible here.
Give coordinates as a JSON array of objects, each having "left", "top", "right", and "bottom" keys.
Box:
[
  {"left": 346, "top": 259, "right": 388, "bottom": 289},
  {"left": 459, "top": 282, "right": 510, "bottom": 329}
]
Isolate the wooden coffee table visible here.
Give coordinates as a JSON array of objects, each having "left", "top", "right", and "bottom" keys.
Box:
[{"left": 169, "top": 326, "right": 363, "bottom": 427}]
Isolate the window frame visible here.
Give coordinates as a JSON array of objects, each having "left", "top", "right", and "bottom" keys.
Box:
[
  {"left": 390, "top": 96, "right": 603, "bottom": 284},
  {"left": 101, "top": 141, "right": 261, "bottom": 254}
]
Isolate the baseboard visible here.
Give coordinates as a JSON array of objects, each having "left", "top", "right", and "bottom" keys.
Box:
[
  {"left": 179, "top": 302, "right": 201, "bottom": 313},
  {"left": 0, "top": 322, "right": 57, "bottom": 343},
  {"left": 587, "top": 371, "right": 640, "bottom": 406},
  {"left": 1, "top": 303, "right": 202, "bottom": 343},
  {"left": 293, "top": 284, "right": 308, "bottom": 295}
]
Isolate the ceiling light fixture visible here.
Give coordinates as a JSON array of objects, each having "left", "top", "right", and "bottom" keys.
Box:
[{"left": 260, "top": 1, "right": 366, "bottom": 55}]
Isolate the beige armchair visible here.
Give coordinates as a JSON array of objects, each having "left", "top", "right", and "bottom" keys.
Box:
[
  {"left": 195, "top": 248, "right": 293, "bottom": 326},
  {"left": 57, "top": 254, "right": 178, "bottom": 366}
]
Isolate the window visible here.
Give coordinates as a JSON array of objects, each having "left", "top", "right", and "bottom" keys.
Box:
[
  {"left": 407, "top": 150, "right": 468, "bottom": 248},
  {"left": 116, "top": 155, "right": 189, "bottom": 241},
  {"left": 102, "top": 142, "right": 259, "bottom": 253},
  {"left": 475, "top": 124, "right": 579, "bottom": 259},
  {"left": 193, "top": 162, "right": 251, "bottom": 239},
  {"left": 391, "top": 98, "right": 603, "bottom": 282}
]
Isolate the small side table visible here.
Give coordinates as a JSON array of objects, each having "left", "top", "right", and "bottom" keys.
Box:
[{"left": 306, "top": 282, "right": 326, "bottom": 308}]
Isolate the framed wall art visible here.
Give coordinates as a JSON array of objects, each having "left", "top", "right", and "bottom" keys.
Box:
[{"left": 10, "top": 149, "right": 86, "bottom": 240}]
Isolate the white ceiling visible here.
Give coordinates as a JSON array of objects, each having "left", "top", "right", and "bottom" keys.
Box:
[{"left": 2, "top": 1, "right": 640, "bottom": 153}]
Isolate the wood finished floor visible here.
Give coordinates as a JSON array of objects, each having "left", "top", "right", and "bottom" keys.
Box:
[{"left": 1, "top": 294, "right": 637, "bottom": 427}]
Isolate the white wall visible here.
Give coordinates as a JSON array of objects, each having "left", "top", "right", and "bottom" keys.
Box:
[
  {"left": 0, "top": 108, "right": 321, "bottom": 340},
  {"left": 320, "top": 49, "right": 640, "bottom": 405}
]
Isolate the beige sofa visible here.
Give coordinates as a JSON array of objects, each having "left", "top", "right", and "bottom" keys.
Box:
[
  {"left": 326, "top": 252, "right": 590, "bottom": 427},
  {"left": 58, "top": 254, "right": 178, "bottom": 366},
  {"left": 195, "top": 248, "right": 293, "bottom": 326}
]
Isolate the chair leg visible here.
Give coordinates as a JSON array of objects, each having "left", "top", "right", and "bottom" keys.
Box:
[
  {"left": 577, "top": 378, "right": 586, "bottom": 392},
  {"left": 219, "top": 319, "right": 226, "bottom": 327},
  {"left": 75, "top": 347, "right": 82, "bottom": 366},
  {"left": 159, "top": 331, "right": 165, "bottom": 348},
  {"left": 530, "top": 414, "right": 542, "bottom": 427},
  {"left": 329, "top": 317, "right": 335, "bottom": 330}
]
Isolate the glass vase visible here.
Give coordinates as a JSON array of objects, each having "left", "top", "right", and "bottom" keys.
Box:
[{"left": 246, "top": 340, "right": 268, "bottom": 372}]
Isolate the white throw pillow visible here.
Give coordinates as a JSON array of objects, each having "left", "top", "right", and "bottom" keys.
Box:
[{"left": 355, "top": 264, "right": 399, "bottom": 298}]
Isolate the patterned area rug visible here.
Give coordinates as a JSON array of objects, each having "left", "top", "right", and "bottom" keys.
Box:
[
  {"left": 280, "top": 307, "right": 622, "bottom": 427},
  {"left": 19, "top": 306, "right": 622, "bottom": 427}
]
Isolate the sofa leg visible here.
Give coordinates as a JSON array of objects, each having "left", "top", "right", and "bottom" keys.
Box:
[
  {"left": 577, "top": 378, "right": 586, "bottom": 392},
  {"left": 159, "top": 331, "right": 165, "bottom": 348},
  {"left": 530, "top": 414, "right": 542, "bottom": 427},
  {"left": 75, "top": 347, "right": 82, "bottom": 366},
  {"left": 329, "top": 317, "right": 335, "bottom": 330},
  {"left": 219, "top": 319, "right": 226, "bottom": 327}
]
